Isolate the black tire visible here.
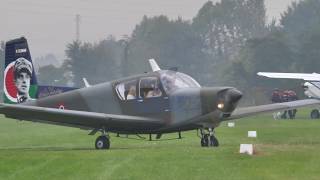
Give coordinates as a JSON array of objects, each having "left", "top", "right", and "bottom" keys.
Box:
[
  {"left": 210, "top": 135, "right": 219, "bottom": 147},
  {"left": 95, "top": 136, "right": 110, "bottom": 150},
  {"left": 310, "top": 109, "right": 320, "bottom": 119},
  {"left": 288, "top": 110, "right": 294, "bottom": 119},
  {"left": 201, "top": 134, "right": 209, "bottom": 147}
]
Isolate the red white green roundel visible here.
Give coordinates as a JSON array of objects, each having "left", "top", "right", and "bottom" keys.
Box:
[{"left": 4, "top": 61, "right": 18, "bottom": 103}]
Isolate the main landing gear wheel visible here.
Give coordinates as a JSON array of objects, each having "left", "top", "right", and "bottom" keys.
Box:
[
  {"left": 200, "top": 128, "right": 219, "bottom": 147},
  {"left": 95, "top": 136, "right": 110, "bottom": 150},
  {"left": 310, "top": 109, "right": 320, "bottom": 119},
  {"left": 209, "top": 135, "right": 219, "bottom": 147},
  {"left": 201, "top": 134, "right": 209, "bottom": 147}
]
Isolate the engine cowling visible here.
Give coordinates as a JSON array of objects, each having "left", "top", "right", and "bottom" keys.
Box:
[{"left": 200, "top": 87, "right": 242, "bottom": 118}]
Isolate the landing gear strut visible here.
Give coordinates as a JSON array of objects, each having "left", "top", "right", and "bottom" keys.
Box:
[
  {"left": 95, "top": 128, "right": 110, "bottom": 150},
  {"left": 200, "top": 128, "right": 219, "bottom": 147}
]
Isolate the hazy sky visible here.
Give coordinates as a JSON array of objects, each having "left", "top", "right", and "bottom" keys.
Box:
[{"left": 1, "top": 0, "right": 299, "bottom": 59}]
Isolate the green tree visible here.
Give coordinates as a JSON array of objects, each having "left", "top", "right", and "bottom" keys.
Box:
[
  {"left": 192, "top": 0, "right": 267, "bottom": 63},
  {"left": 281, "top": 0, "right": 320, "bottom": 50},
  {"left": 38, "top": 65, "right": 68, "bottom": 86},
  {"left": 128, "top": 16, "right": 208, "bottom": 83},
  {"left": 224, "top": 0, "right": 320, "bottom": 104},
  {"left": 242, "top": 31, "right": 294, "bottom": 75},
  {"left": 65, "top": 37, "right": 124, "bottom": 87},
  {"left": 298, "top": 26, "right": 320, "bottom": 72},
  {"left": 223, "top": 31, "right": 299, "bottom": 105},
  {"left": 280, "top": 0, "right": 320, "bottom": 72}
]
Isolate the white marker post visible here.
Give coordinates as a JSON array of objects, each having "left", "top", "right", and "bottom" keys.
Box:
[
  {"left": 248, "top": 131, "right": 257, "bottom": 138},
  {"left": 240, "top": 144, "right": 254, "bottom": 155},
  {"left": 227, "top": 122, "right": 235, "bottom": 128}
]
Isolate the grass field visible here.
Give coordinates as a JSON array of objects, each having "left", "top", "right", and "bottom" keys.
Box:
[{"left": 0, "top": 109, "right": 320, "bottom": 180}]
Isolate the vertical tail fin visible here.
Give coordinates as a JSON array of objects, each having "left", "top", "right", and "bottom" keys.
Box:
[{"left": 4, "top": 37, "right": 38, "bottom": 104}]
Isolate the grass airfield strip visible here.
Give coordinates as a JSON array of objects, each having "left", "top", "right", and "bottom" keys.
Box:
[{"left": 0, "top": 109, "right": 320, "bottom": 180}]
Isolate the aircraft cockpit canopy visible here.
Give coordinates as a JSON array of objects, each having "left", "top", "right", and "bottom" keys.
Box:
[
  {"left": 115, "top": 71, "right": 201, "bottom": 101},
  {"left": 116, "top": 79, "right": 137, "bottom": 101},
  {"left": 139, "top": 77, "right": 162, "bottom": 98},
  {"left": 116, "top": 76, "right": 164, "bottom": 101},
  {"left": 160, "top": 71, "right": 201, "bottom": 94}
]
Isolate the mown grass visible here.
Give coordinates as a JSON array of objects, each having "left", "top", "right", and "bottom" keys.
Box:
[{"left": 0, "top": 109, "right": 320, "bottom": 180}]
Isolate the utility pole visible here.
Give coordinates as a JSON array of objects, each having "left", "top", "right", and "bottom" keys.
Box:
[
  {"left": 121, "top": 35, "right": 130, "bottom": 76},
  {"left": 75, "top": 14, "right": 81, "bottom": 41}
]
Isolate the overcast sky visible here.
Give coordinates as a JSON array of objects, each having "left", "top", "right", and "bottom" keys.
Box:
[{"left": 1, "top": 0, "right": 299, "bottom": 59}]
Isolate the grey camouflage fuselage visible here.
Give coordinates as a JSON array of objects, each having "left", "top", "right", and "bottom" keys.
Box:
[{"left": 25, "top": 70, "right": 242, "bottom": 134}]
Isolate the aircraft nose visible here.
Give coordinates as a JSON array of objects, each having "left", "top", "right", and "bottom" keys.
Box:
[
  {"left": 220, "top": 88, "right": 242, "bottom": 113},
  {"left": 200, "top": 87, "right": 243, "bottom": 115}
]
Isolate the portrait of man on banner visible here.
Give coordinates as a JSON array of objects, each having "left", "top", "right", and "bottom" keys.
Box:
[{"left": 13, "top": 57, "right": 33, "bottom": 103}]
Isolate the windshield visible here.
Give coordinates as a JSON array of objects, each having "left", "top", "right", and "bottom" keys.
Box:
[{"left": 160, "top": 71, "right": 201, "bottom": 94}]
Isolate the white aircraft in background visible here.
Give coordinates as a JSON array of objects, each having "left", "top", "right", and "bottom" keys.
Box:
[{"left": 257, "top": 72, "right": 320, "bottom": 119}]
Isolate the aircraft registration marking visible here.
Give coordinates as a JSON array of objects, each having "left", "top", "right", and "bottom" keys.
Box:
[{"left": 15, "top": 48, "right": 27, "bottom": 53}]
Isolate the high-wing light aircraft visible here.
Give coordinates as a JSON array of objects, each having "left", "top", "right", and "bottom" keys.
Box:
[
  {"left": 1, "top": 37, "right": 319, "bottom": 150},
  {"left": 257, "top": 72, "right": 320, "bottom": 118}
]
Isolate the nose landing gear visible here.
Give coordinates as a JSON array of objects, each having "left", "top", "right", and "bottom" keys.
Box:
[
  {"left": 95, "top": 128, "right": 110, "bottom": 150},
  {"left": 200, "top": 128, "right": 219, "bottom": 147}
]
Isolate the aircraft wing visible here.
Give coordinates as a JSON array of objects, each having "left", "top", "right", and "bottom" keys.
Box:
[
  {"left": 0, "top": 103, "right": 164, "bottom": 131},
  {"left": 257, "top": 72, "right": 320, "bottom": 81},
  {"left": 226, "top": 99, "right": 320, "bottom": 120},
  {"left": 170, "top": 99, "right": 320, "bottom": 129}
]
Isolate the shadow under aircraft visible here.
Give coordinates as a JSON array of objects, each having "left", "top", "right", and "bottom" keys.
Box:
[{"left": 1, "top": 37, "right": 319, "bottom": 150}]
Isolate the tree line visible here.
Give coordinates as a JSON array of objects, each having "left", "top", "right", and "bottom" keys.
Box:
[{"left": 62, "top": 0, "right": 268, "bottom": 91}]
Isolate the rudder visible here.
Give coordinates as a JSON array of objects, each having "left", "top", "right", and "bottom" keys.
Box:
[{"left": 4, "top": 37, "right": 38, "bottom": 104}]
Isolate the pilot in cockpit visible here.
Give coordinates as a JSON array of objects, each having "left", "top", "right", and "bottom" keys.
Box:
[
  {"left": 139, "top": 78, "right": 162, "bottom": 98},
  {"left": 146, "top": 83, "right": 162, "bottom": 98},
  {"left": 126, "top": 85, "right": 136, "bottom": 100}
]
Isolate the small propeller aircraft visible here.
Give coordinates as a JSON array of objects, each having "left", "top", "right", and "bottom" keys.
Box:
[
  {"left": 258, "top": 72, "right": 320, "bottom": 119},
  {"left": 1, "top": 37, "right": 319, "bottom": 150}
]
